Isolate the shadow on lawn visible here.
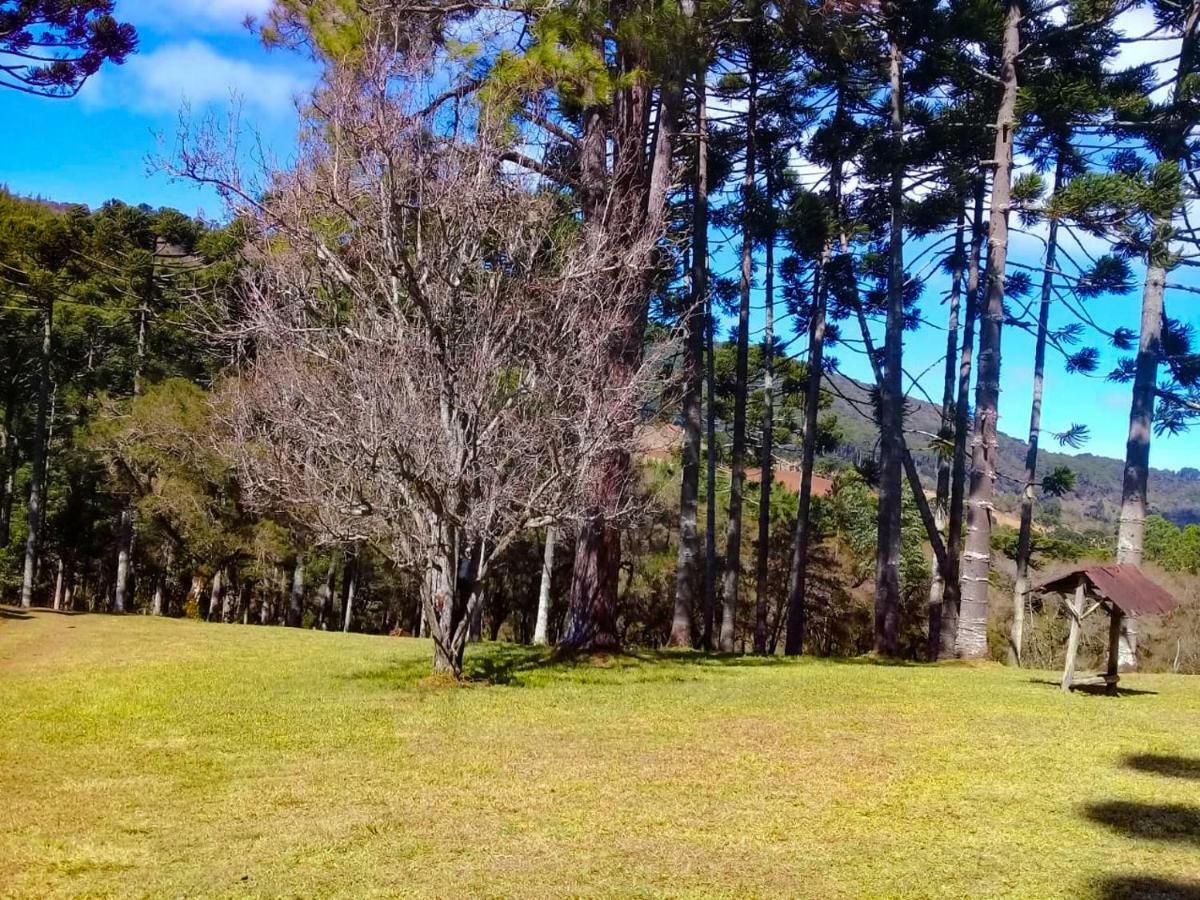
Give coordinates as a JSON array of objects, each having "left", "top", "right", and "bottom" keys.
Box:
[
  {"left": 1084, "top": 801, "right": 1200, "bottom": 846},
  {"left": 1124, "top": 754, "right": 1200, "bottom": 781},
  {"left": 1092, "top": 876, "right": 1200, "bottom": 899},
  {"left": 1027, "top": 677, "right": 1159, "bottom": 697},
  {"left": 0, "top": 606, "right": 33, "bottom": 620}
]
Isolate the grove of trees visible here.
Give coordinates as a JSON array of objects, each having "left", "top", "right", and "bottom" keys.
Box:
[{"left": 2, "top": 0, "right": 1199, "bottom": 678}]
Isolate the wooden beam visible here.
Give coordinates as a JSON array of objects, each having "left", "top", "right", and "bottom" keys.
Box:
[
  {"left": 1061, "top": 581, "right": 1085, "bottom": 692},
  {"left": 1106, "top": 608, "right": 1123, "bottom": 696}
]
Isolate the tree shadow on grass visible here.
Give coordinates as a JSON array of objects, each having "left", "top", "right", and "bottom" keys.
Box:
[
  {"left": 1027, "top": 678, "right": 1159, "bottom": 697},
  {"left": 1092, "top": 876, "right": 1200, "bottom": 899},
  {"left": 0, "top": 606, "right": 32, "bottom": 620},
  {"left": 1083, "top": 801, "right": 1200, "bottom": 846},
  {"left": 1124, "top": 754, "right": 1200, "bottom": 781}
]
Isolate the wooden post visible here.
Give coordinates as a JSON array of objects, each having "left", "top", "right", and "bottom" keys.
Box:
[
  {"left": 1061, "top": 581, "right": 1085, "bottom": 692},
  {"left": 1107, "top": 607, "right": 1123, "bottom": 696}
]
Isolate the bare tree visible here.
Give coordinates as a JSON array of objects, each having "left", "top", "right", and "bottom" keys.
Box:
[{"left": 176, "top": 51, "right": 664, "bottom": 676}]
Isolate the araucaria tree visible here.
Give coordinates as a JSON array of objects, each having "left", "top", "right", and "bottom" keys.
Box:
[
  {"left": 0, "top": 1, "right": 135, "bottom": 97},
  {"left": 182, "top": 53, "right": 662, "bottom": 677}
]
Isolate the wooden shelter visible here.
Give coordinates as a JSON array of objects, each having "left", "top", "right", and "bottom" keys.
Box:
[{"left": 1036, "top": 565, "right": 1179, "bottom": 694}]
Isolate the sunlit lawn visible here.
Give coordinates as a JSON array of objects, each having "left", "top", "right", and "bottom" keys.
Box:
[{"left": 1, "top": 607, "right": 1198, "bottom": 899}]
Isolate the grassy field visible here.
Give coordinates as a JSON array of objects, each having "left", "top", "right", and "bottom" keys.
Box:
[{"left": 1, "top": 609, "right": 1198, "bottom": 899}]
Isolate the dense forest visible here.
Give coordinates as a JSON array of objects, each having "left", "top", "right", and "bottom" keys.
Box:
[{"left": 2, "top": 0, "right": 1199, "bottom": 680}]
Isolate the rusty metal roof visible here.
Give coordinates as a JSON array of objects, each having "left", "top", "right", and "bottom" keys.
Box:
[{"left": 1036, "top": 564, "right": 1180, "bottom": 617}]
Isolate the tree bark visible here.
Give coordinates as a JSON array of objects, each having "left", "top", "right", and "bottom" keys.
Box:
[
  {"left": 703, "top": 258, "right": 718, "bottom": 651},
  {"left": 341, "top": 550, "right": 358, "bottom": 633},
  {"left": 52, "top": 556, "right": 65, "bottom": 611},
  {"left": 937, "top": 175, "right": 987, "bottom": 659},
  {"left": 113, "top": 507, "right": 134, "bottom": 613},
  {"left": 534, "top": 525, "right": 556, "bottom": 645},
  {"left": 1115, "top": 2, "right": 1200, "bottom": 670},
  {"left": 0, "top": 399, "right": 15, "bottom": 547},
  {"left": 20, "top": 296, "right": 52, "bottom": 608},
  {"left": 316, "top": 554, "right": 337, "bottom": 630},
  {"left": 784, "top": 85, "right": 849, "bottom": 658},
  {"left": 670, "top": 61, "right": 709, "bottom": 649},
  {"left": 926, "top": 205, "right": 965, "bottom": 657},
  {"left": 1011, "top": 153, "right": 1064, "bottom": 667},
  {"left": 753, "top": 165, "right": 776, "bottom": 656},
  {"left": 720, "top": 65, "right": 758, "bottom": 654},
  {"left": 956, "top": 0, "right": 1021, "bottom": 660},
  {"left": 287, "top": 555, "right": 305, "bottom": 628},
  {"left": 208, "top": 568, "right": 224, "bottom": 623},
  {"left": 874, "top": 34, "right": 906, "bottom": 656}
]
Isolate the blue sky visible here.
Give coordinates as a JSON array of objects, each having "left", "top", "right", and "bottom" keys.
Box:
[
  {"left": 1, "top": 1, "right": 1194, "bottom": 472},
  {"left": 1, "top": 0, "right": 314, "bottom": 217}
]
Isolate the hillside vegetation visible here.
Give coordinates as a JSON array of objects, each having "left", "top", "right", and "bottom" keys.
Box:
[
  {"left": 2, "top": 610, "right": 1198, "bottom": 899},
  {"left": 818, "top": 373, "right": 1200, "bottom": 528}
]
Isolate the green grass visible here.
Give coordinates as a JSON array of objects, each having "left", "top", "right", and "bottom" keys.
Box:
[{"left": 2, "top": 609, "right": 1199, "bottom": 899}]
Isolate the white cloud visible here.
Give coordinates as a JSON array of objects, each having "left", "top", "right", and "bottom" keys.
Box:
[
  {"left": 83, "top": 40, "right": 308, "bottom": 116},
  {"left": 119, "top": 0, "right": 274, "bottom": 32}
]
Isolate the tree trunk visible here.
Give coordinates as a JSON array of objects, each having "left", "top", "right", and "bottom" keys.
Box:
[
  {"left": 152, "top": 575, "right": 165, "bottom": 617},
  {"left": 208, "top": 568, "right": 225, "bottom": 623},
  {"left": 926, "top": 204, "right": 965, "bottom": 657},
  {"left": 701, "top": 274, "right": 719, "bottom": 650},
  {"left": 753, "top": 166, "right": 776, "bottom": 656},
  {"left": 874, "top": 35, "right": 906, "bottom": 656},
  {"left": 287, "top": 555, "right": 305, "bottom": 628},
  {"left": 1011, "top": 153, "right": 1064, "bottom": 667},
  {"left": 52, "top": 557, "right": 65, "bottom": 611},
  {"left": 938, "top": 176, "right": 987, "bottom": 659},
  {"left": 1114, "top": 3, "right": 1200, "bottom": 670},
  {"left": 342, "top": 551, "right": 358, "bottom": 633},
  {"left": 221, "top": 572, "right": 237, "bottom": 622},
  {"left": 784, "top": 86, "right": 849, "bottom": 658},
  {"left": 113, "top": 507, "right": 134, "bottom": 614},
  {"left": 563, "top": 26, "right": 684, "bottom": 651},
  {"left": 669, "top": 61, "right": 709, "bottom": 649},
  {"left": 316, "top": 554, "right": 337, "bottom": 630},
  {"left": 720, "top": 65, "right": 758, "bottom": 654},
  {"left": 0, "top": 399, "right": 15, "bottom": 547},
  {"left": 534, "top": 525, "right": 556, "bottom": 646},
  {"left": 956, "top": 1, "right": 1021, "bottom": 659},
  {"left": 20, "top": 299, "right": 52, "bottom": 609}
]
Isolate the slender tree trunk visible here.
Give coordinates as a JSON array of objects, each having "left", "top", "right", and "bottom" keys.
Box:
[
  {"left": 753, "top": 167, "right": 776, "bottom": 655},
  {"left": 20, "top": 298, "right": 52, "bottom": 608},
  {"left": 221, "top": 572, "right": 237, "bottom": 622},
  {"left": 926, "top": 205, "right": 965, "bottom": 657},
  {"left": 784, "top": 87, "right": 849, "bottom": 658},
  {"left": 784, "top": 258, "right": 828, "bottom": 657},
  {"left": 152, "top": 575, "right": 165, "bottom": 617},
  {"left": 874, "top": 35, "right": 907, "bottom": 656},
  {"left": 113, "top": 507, "right": 134, "bottom": 613},
  {"left": 938, "top": 176, "right": 987, "bottom": 658},
  {"left": 342, "top": 550, "right": 358, "bottom": 633},
  {"left": 670, "top": 62, "right": 709, "bottom": 649},
  {"left": 0, "top": 399, "right": 15, "bottom": 547},
  {"left": 1115, "top": 3, "right": 1199, "bottom": 670},
  {"left": 208, "top": 568, "right": 224, "bottom": 623},
  {"left": 956, "top": 1, "right": 1021, "bottom": 659},
  {"left": 1115, "top": 268, "right": 1163, "bottom": 669},
  {"left": 720, "top": 66, "right": 758, "bottom": 653},
  {"left": 52, "top": 557, "right": 65, "bottom": 611},
  {"left": 316, "top": 554, "right": 337, "bottom": 630},
  {"left": 1011, "top": 153, "right": 1064, "bottom": 666},
  {"left": 534, "top": 525, "right": 556, "bottom": 646},
  {"left": 703, "top": 260, "right": 718, "bottom": 651},
  {"left": 287, "top": 555, "right": 305, "bottom": 628},
  {"left": 186, "top": 573, "right": 206, "bottom": 619}
]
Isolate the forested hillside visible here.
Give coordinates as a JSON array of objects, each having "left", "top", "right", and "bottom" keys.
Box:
[{"left": 818, "top": 373, "right": 1200, "bottom": 528}]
